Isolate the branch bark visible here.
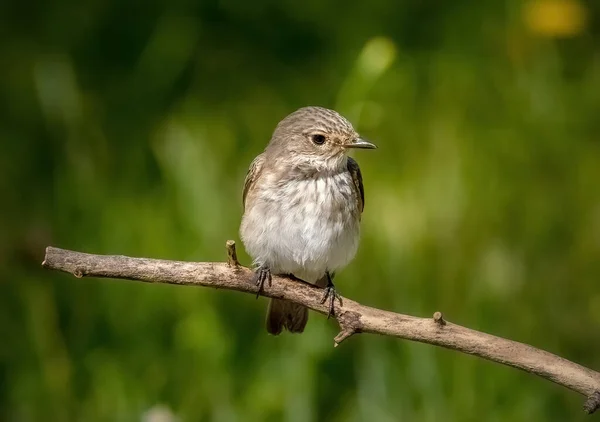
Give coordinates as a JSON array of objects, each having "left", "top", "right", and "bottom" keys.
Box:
[{"left": 42, "top": 243, "right": 600, "bottom": 414}]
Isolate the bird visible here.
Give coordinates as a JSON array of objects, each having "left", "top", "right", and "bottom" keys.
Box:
[{"left": 239, "top": 106, "right": 376, "bottom": 335}]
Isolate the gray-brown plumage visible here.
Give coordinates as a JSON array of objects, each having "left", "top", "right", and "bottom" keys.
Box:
[{"left": 240, "top": 106, "right": 375, "bottom": 334}]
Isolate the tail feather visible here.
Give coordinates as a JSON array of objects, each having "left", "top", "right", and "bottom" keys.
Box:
[
  {"left": 265, "top": 273, "right": 332, "bottom": 335},
  {"left": 266, "top": 299, "right": 308, "bottom": 335}
]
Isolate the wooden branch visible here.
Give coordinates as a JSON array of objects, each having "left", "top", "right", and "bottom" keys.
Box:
[{"left": 42, "top": 242, "right": 600, "bottom": 415}]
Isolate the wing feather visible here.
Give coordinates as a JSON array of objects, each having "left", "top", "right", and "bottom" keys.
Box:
[
  {"left": 242, "top": 153, "right": 266, "bottom": 209},
  {"left": 347, "top": 157, "right": 365, "bottom": 216}
]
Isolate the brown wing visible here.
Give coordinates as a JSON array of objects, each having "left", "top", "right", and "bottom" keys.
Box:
[
  {"left": 242, "top": 153, "right": 266, "bottom": 210},
  {"left": 347, "top": 157, "right": 365, "bottom": 216}
]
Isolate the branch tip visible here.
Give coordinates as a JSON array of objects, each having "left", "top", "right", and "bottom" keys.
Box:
[
  {"left": 334, "top": 328, "right": 355, "bottom": 347},
  {"left": 433, "top": 311, "right": 446, "bottom": 326},
  {"left": 226, "top": 240, "right": 240, "bottom": 267},
  {"left": 41, "top": 246, "right": 51, "bottom": 268},
  {"left": 584, "top": 391, "right": 600, "bottom": 414}
]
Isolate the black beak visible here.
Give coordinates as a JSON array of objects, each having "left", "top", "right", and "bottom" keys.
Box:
[{"left": 344, "top": 137, "right": 377, "bottom": 149}]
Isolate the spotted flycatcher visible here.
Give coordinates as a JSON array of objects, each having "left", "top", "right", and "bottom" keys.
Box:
[{"left": 240, "top": 106, "right": 376, "bottom": 335}]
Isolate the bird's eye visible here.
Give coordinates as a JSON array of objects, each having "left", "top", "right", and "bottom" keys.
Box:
[{"left": 311, "top": 134, "right": 326, "bottom": 145}]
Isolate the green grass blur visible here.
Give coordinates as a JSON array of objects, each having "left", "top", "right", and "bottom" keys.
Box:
[{"left": 1, "top": 0, "right": 599, "bottom": 420}]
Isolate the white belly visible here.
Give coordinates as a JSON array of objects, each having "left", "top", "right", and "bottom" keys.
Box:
[{"left": 240, "top": 172, "right": 360, "bottom": 283}]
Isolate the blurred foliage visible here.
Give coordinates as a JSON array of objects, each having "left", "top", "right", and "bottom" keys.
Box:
[{"left": 1, "top": 0, "right": 600, "bottom": 420}]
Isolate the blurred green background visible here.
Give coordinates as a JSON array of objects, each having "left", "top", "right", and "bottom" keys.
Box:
[{"left": 2, "top": 0, "right": 600, "bottom": 420}]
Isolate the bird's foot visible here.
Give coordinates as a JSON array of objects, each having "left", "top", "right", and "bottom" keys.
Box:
[
  {"left": 320, "top": 272, "right": 342, "bottom": 319},
  {"left": 253, "top": 265, "right": 272, "bottom": 299}
]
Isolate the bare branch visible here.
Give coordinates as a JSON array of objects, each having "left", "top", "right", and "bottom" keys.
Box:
[{"left": 42, "top": 243, "right": 600, "bottom": 414}]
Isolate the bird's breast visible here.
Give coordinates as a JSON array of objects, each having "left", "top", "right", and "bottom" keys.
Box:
[{"left": 240, "top": 171, "right": 361, "bottom": 283}]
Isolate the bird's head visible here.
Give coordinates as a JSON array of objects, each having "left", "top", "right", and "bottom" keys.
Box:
[{"left": 267, "top": 106, "right": 376, "bottom": 171}]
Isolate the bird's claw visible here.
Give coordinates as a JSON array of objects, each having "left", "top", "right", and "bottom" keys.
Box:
[
  {"left": 253, "top": 266, "right": 272, "bottom": 299},
  {"left": 320, "top": 283, "right": 341, "bottom": 319}
]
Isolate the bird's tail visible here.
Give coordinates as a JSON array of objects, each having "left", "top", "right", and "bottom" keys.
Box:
[
  {"left": 266, "top": 299, "right": 308, "bottom": 335},
  {"left": 265, "top": 273, "right": 330, "bottom": 335}
]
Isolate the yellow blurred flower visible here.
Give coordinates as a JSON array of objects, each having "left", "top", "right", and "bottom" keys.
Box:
[{"left": 524, "top": 0, "right": 587, "bottom": 37}]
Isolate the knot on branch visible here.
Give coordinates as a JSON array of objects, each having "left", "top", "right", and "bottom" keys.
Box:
[
  {"left": 334, "top": 310, "right": 361, "bottom": 347},
  {"left": 584, "top": 391, "right": 600, "bottom": 414},
  {"left": 433, "top": 311, "right": 446, "bottom": 326},
  {"left": 226, "top": 240, "right": 240, "bottom": 267}
]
